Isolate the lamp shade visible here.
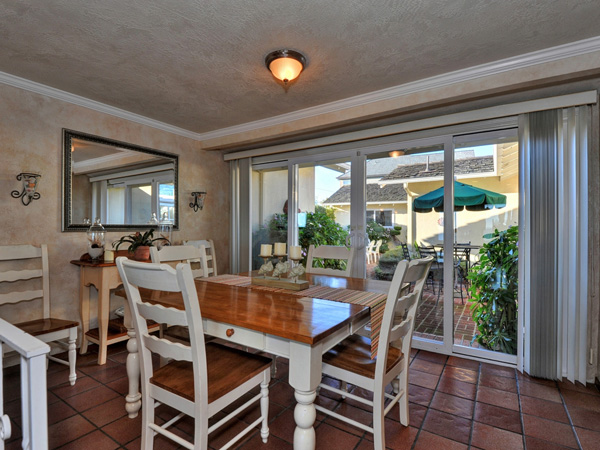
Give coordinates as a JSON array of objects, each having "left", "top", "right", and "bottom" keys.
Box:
[{"left": 265, "top": 50, "right": 306, "bottom": 84}]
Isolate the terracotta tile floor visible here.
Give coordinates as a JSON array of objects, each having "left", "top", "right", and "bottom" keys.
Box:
[{"left": 3, "top": 343, "right": 600, "bottom": 449}]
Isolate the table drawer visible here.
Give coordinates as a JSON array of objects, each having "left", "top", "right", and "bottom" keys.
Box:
[{"left": 204, "top": 320, "right": 266, "bottom": 349}]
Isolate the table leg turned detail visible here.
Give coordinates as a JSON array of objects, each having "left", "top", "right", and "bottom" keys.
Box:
[
  {"left": 125, "top": 326, "right": 141, "bottom": 418},
  {"left": 293, "top": 390, "right": 317, "bottom": 450}
]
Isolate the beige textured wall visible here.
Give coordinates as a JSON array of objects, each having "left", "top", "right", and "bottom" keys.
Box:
[{"left": 0, "top": 83, "right": 229, "bottom": 328}]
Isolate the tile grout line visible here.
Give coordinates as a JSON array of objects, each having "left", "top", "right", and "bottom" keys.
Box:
[
  {"left": 466, "top": 359, "right": 482, "bottom": 449},
  {"left": 556, "top": 383, "right": 584, "bottom": 450}
]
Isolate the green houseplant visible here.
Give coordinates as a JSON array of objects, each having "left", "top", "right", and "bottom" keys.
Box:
[
  {"left": 467, "top": 226, "right": 519, "bottom": 355},
  {"left": 112, "top": 229, "right": 167, "bottom": 261}
]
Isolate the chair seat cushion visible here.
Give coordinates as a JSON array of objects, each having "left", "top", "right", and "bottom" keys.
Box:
[
  {"left": 150, "top": 343, "right": 271, "bottom": 404},
  {"left": 322, "top": 335, "right": 403, "bottom": 379},
  {"left": 15, "top": 318, "right": 78, "bottom": 337}
]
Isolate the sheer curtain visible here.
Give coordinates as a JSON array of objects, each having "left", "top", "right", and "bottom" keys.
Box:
[{"left": 520, "top": 106, "right": 590, "bottom": 383}]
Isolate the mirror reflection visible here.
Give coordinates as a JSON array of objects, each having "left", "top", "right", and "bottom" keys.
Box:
[{"left": 63, "top": 130, "right": 178, "bottom": 231}]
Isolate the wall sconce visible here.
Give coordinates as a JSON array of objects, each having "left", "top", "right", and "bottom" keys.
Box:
[
  {"left": 11, "top": 172, "right": 41, "bottom": 206},
  {"left": 190, "top": 191, "right": 207, "bottom": 212},
  {"left": 265, "top": 49, "right": 306, "bottom": 85}
]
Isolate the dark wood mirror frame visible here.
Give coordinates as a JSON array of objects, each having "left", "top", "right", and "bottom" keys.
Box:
[{"left": 62, "top": 129, "right": 179, "bottom": 232}]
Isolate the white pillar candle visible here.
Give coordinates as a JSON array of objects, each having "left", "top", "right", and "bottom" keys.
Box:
[
  {"left": 289, "top": 246, "right": 302, "bottom": 259},
  {"left": 274, "top": 242, "right": 286, "bottom": 256},
  {"left": 104, "top": 249, "right": 115, "bottom": 263},
  {"left": 260, "top": 244, "right": 272, "bottom": 257}
]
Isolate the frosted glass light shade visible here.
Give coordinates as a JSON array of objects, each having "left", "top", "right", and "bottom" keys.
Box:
[{"left": 265, "top": 50, "right": 306, "bottom": 84}]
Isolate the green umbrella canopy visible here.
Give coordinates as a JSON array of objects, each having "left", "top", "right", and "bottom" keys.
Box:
[{"left": 413, "top": 181, "right": 507, "bottom": 213}]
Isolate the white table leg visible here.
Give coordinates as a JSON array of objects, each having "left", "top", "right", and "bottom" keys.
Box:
[
  {"left": 124, "top": 303, "right": 141, "bottom": 418},
  {"left": 289, "top": 341, "right": 322, "bottom": 450}
]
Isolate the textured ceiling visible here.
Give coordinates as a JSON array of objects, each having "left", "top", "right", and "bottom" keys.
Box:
[{"left": 1, "top": 0, "right": 599, "bottom": 134}]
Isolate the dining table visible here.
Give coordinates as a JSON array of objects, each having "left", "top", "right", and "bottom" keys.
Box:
[{"left": 120, "top": 271, "right": 391, "bottom": 450}]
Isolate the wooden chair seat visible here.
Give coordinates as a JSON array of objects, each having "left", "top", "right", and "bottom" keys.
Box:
[
  {"left": 323, "top": 335, "right": 403, "bottom": 379},
  {"left": 15, "top": 318, "right": 79, "bottom": 337},
  {"left": 151, "top": 343, "right": 272, "bottom": 403}
]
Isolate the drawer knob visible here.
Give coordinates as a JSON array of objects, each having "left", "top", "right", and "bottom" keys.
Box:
[{"left": 226, "top": 328, "right": 235, "bottom": 337}]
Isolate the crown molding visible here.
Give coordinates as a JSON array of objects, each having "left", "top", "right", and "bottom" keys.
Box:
[
  {"left": 0, "top": 72, "right": 201, "bottom": 140},
  {"left": 199, "top": 35, "right": 600, "bottom": 141},
  {"left": 1, "top": 36, "right": 599, "bottom": 143}
]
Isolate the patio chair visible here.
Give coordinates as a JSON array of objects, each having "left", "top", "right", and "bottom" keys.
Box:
[
  {"left": 400, "top": 242, "right": 411, "bottom": 261},
  {"left": 116, "top": 258, "right": 271, "bottom": 450},
  {"left": 366, "top": 240, "right": 376, "bottom": 264},
  {"left": 315, "top": 257, "right": 433, "bottom": 450},
  {"left": 416, "top": 245, "right": 442, "bottom": 303}
]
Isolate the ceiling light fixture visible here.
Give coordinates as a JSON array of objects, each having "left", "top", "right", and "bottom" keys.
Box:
[{"left": 265, "top": 49, "right": 306, "bottom": 85}]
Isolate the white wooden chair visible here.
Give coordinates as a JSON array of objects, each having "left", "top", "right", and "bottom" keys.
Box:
[
  {"left": 183, "top": 239, "right": 217, "bottom": 277},
  {"left": 116, "top": 257, "right": 271, "bottom": 450},
  {"left": 0, "top": 244, "right": 78, "bottom": 385},
  {"left": 315, "top": 256, "right": 433, "bottom": 450},
  {"left": 150, "top": 245, "right": 206, "bottom": 278},
  {"left": 306, "top": 244, "right": 355, "bottom": 277}
]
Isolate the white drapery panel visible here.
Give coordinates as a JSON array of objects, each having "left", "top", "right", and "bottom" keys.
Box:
[{"left": 520, "top": 106, "right": 590, "bottom": 383}]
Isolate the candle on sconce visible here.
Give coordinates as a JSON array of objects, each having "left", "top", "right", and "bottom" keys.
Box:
[
  {"left": 260, "top": 244, "right": 272, "bottom": 257},
  {"left": 289, "top": 246, "right": 302, "bottom": 259},
  {"left": 274, "top": 242, "right": 286, "bottom": 256}
]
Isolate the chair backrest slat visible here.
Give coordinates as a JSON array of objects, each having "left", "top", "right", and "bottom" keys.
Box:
[
  {"left": 0, "top": 244, "right": 51, "bottom": 319},
  {"left": 136, "top": 302, "right": 187, "bottom": 327},
  {"left": 0, "top": 289, "right": 44, "bottom": 306},
  {"left": 142, "top": 334, "right": 192, "bottom": 362},
  {"left": 0, "top": 269, "right": 42, "bottom": 283},
  {"left": 306, "top": 245, "right": 355, "bottom": 277},
  {"left": 0, "top": 245, "right": 41, "bottom": 261}
]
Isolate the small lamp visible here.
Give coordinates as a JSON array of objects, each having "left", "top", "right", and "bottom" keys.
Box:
[
  {"left": 11, "top": 172, "right": 41, "bottom": 206},
  {"left": 190, "top": 191, "right": 207, "bottom": 212},
  {"left": 265, "top": 49, "right": 306, "bottom": 85}
]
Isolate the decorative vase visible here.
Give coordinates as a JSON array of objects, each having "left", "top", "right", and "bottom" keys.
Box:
[{"left": 133, "top": 246, "right": 150, "bottom": 261}]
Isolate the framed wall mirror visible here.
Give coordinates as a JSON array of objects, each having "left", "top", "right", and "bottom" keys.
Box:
[{"left": 62, "top": 129, "right": 179, "bottom": 231}]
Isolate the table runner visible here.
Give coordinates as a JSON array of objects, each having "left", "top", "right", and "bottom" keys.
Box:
[{"left": 202, "top": 274, "right": 387, "bottom": 359}]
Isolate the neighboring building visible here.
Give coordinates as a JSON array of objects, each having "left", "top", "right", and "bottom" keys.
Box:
[{"left": 322, "top": 145, "right": 518, "bottom": 246}]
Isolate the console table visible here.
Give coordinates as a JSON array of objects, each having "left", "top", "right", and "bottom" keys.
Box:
[{"left": 71, "top": 258, "right": 158, "bottom": 365}]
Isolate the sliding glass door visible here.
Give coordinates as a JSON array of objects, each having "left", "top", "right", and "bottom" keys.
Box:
[{"left": 246, "top": 120, "right": 522, "bottom": 364}]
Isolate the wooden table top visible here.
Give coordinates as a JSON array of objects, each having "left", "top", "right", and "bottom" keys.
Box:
[{"left": 133, "top": 273, "right": 390, "bottom": 346}]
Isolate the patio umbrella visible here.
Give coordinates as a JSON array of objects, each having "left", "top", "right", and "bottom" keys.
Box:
[{"left": 413, "top": 181, "right": 507, "bottom": 213}]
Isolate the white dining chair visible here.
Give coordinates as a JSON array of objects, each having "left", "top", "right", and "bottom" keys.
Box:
[
  {"left": 150, "top": 245, "right": 207, "bottom": 279},
  {"left": 306, "top": 244, "right": 355, "bottom": 277},
  {"left": 315, "top": 256, "right": 433, "bottom": 450},
  {"left": 0, "top": 244, "right": 78, "bottom": 385},
  {"left": 183, "top": 239, "right": 218, "bottom": 277},
  {"left": 116, "top": 257, "right": 271, "bottom": 450}
]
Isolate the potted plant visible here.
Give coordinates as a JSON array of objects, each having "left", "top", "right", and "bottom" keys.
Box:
[{"left": 112, "top": 229, "right": 167, "bottom": 261}]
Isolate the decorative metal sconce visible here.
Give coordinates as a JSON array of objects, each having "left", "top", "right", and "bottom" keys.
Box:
[
  {"left": 11, "top": 172, "right": 41, "bottom": 206},
  {"left": 189, "top": 191, "right": 207, "bottom": 212}
]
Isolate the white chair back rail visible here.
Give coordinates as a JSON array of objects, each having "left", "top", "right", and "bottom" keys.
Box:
[
  {"left": 306, "top": 244, "right": 355, "bottom": 277},
  {"left": 150, "top": 245, "right": 207, "bottom": 279},
  {"left": 116, "top": 257, "right": 270, "bottom": 450},
  {"left": 316, "top": 256, "right": 433, "bottom": 450},
  {"left": 183, "top": 239, "right": 217, "bottom": 277},
  {"left": 0, "top": 244, "right": 78, "bottom": 386},
  {"left": 0, "top": 317, "right": 50, "bottom": 450}
]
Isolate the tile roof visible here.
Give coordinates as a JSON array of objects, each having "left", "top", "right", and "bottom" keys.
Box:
[
  {"left": 323, "top": 183, "right": 407, "bottom": 204},
  {"left": 380, "top": 155, "right": 494, "bottom": 182}
]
